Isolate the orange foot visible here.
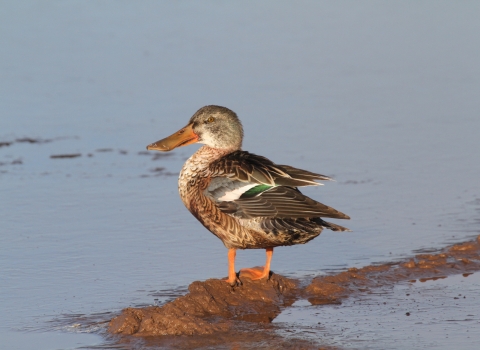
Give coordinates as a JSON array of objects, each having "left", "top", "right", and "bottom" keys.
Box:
[
  {"left": 240, "top": 247, "right": 274, "bottom": 281},
  {"left": 224, "top": 274, "right": 241, "bottom": 286},
  {"left": 224, "top": 247, "right": 273, "bottom": 284},
  {"left": 239, "top": 266, "right": 270, "bottom": 280}
]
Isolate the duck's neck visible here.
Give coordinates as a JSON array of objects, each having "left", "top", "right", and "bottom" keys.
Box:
[
  {"left": 187, "top": 145, "right": 235, "bottom": 168},
  {"left": 178, "top": 146, "right": 237, "bottom": 205}
]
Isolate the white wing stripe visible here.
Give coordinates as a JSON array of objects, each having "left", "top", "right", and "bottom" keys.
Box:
[{"left": 217, "top": 184, "right": 257, "bottom": 201}]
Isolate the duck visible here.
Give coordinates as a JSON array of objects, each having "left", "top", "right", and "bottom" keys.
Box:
[{"left": 147, "top": 105, "right": 350, "bottom": 285}]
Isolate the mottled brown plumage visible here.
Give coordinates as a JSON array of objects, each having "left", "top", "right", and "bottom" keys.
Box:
[{"left": 147, "top": 105, "right": 350, "bottom": 284}]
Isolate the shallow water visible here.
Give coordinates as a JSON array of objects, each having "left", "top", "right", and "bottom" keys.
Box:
[
  {"left": 275, "top": 272, "right": 480, "bottom": 350},
  {"left": 1, "top": 1, "right": 480, "bottom": 349}
]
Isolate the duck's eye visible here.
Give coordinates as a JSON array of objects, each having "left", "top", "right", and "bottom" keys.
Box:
[{"left": 206, "top": 116, "right": 215, "bottom": 123}]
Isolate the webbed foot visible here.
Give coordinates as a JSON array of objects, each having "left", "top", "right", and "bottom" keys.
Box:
[{"left": 240, "top": 266, "right": 271, "bottom": 281}]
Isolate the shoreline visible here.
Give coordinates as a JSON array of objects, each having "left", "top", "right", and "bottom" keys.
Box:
[{"left": 107, "top": 235, "right": 480, "bottom": 349}]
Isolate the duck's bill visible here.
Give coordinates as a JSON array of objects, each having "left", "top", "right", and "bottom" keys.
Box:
[{"left": 146, "top": 123, "right": 199, "bottom": 152}]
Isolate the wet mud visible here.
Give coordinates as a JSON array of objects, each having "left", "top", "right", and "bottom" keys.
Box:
[
  {"left": 138, "top": 150, "right": 175, "bottom": 161},
  {"left": 108, "top": 236, "right": 480, "bottom": 348},
  {"left": 0, "top": 137, "right": 52, "bottom": 147},
  {"left": 0, "top": 141, "right": 13, "bottom": 148},
  {"left": 109, "top": 274, "right": 297, "bottom": 337},
  {"left": 305, "top": 235, "right": 480, "bottom": 305},
  {"left": 110, "top": 328, "right": 335, "bottom": 350},
  {"left": 0, "top": 136, "right": 177, "bottom": 177},
  {"left": 0, "top": 136, "right": 73, "bottom": 148},
  {"left": 50, "top": 153, "right": 82, "bottom": 159},
  {"left": 0, "top": 159, "right": 23, "bottom": 166}
]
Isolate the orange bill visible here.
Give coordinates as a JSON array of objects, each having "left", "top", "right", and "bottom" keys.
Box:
[{"left": 146, "top": 124, "right": 199, "bottom": 152}]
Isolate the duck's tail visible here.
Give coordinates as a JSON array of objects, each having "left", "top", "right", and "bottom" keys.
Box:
[{"left": 317, "top": 219, "right": 351, "bottom": 232}]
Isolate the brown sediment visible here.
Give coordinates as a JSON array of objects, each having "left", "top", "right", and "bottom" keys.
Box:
[
  {"left": 150, "top": 167, "right": 165, "bottom": 173},
  {"left": 109, "top": 274, "right": 296, "bottom": 337},
  {"left": 0, "top": 138, "right": 51, "bottom": 148},
  {"left": 50, "top": 153, "right": 82, "bottom": 159},
  {"left": 152, "top": 152, "right": 174, "bottom": 161},
  {"left": 0, "top": 141, "right": 13, "bottom": 148},
  {"left": 16, "top": 137, "right": 54, "bottom": 144},
  {"left": 1, "top": 136, "right": 74, "bottom": 148},
  {"left": 305, "top": 235, "right": 480, "bottom": 304},
  {"left": 108, "top": 235, "right": 480, "bottom": 347},
  {"left": 0, "top": 159, "right": 23, "bottom": 166},
  {"left": 116, "top": 330, "right": 338, "bottom": 350},
  {"left": 139, "top": 150, "right": 174, "bottom": 160}
]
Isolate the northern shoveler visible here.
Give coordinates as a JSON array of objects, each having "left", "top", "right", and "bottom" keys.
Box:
[{"left": 147, "top": 105, "right": 350, "bottom": 285}]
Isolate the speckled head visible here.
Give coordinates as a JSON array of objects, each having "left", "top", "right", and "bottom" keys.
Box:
[
  {"left": 189, "top": 106, "right": 243, "bottom": 151},
  {"left": 147, "top": 105, "right": 243, "bottom": 152}
]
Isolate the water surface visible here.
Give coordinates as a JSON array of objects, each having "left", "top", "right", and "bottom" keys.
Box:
[{"left": 1, "top": 1, "right": 480, "bottom": 349}]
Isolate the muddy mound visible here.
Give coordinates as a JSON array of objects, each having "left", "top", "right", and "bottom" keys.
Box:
[
  {"left": 109, "top": 273, "right": 297, "bottom": 336},
  {"left": 108, "top": 235, "right": 480, "bottom": 348},
  {"left": 306, "top": 235, "right": 480, "bottom": 304}
]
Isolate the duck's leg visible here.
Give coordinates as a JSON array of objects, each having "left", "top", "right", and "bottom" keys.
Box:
[
  {"left": 225, "top": 248, "right": 239, "bottom": 285},
  {"left": 240, "top": 247, "right": 274, "bottom": 280}
]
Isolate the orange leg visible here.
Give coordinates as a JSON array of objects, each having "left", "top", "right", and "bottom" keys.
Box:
[
  {"left": 225, "top": 248, "right": 238, "bottom": 285},
  {"left": 240, "top": 247, "right": 274, "bottom": 280}
]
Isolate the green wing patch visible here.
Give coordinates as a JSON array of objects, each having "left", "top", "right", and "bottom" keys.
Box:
[{"left": 240, "top": 184, "right": 273, "bottom": 198}]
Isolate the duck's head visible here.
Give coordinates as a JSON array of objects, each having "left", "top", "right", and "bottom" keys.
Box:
[{"left": 147, "top": 105, "right": 243, "bottom": 152}]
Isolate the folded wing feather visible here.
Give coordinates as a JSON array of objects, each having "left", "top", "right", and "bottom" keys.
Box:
[{"left": 207, "top": 151, "right": 350, "bottom": 221}]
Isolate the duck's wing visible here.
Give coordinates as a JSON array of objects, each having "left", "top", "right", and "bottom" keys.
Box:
[
  {"left": 207, "top": 151, "right": 350, "bottom": 220},
  {"left": 209, "top": 151, "right": 333, "bottom": 187}
]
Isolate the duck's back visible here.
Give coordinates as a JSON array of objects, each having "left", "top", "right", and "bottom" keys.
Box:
[{"left": 178, "top": 147, "right": 350, "bottom": 249}]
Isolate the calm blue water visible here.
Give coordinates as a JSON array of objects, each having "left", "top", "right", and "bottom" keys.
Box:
[{"left": 1, "top": 1, "right": 479, "bottom": 349}]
